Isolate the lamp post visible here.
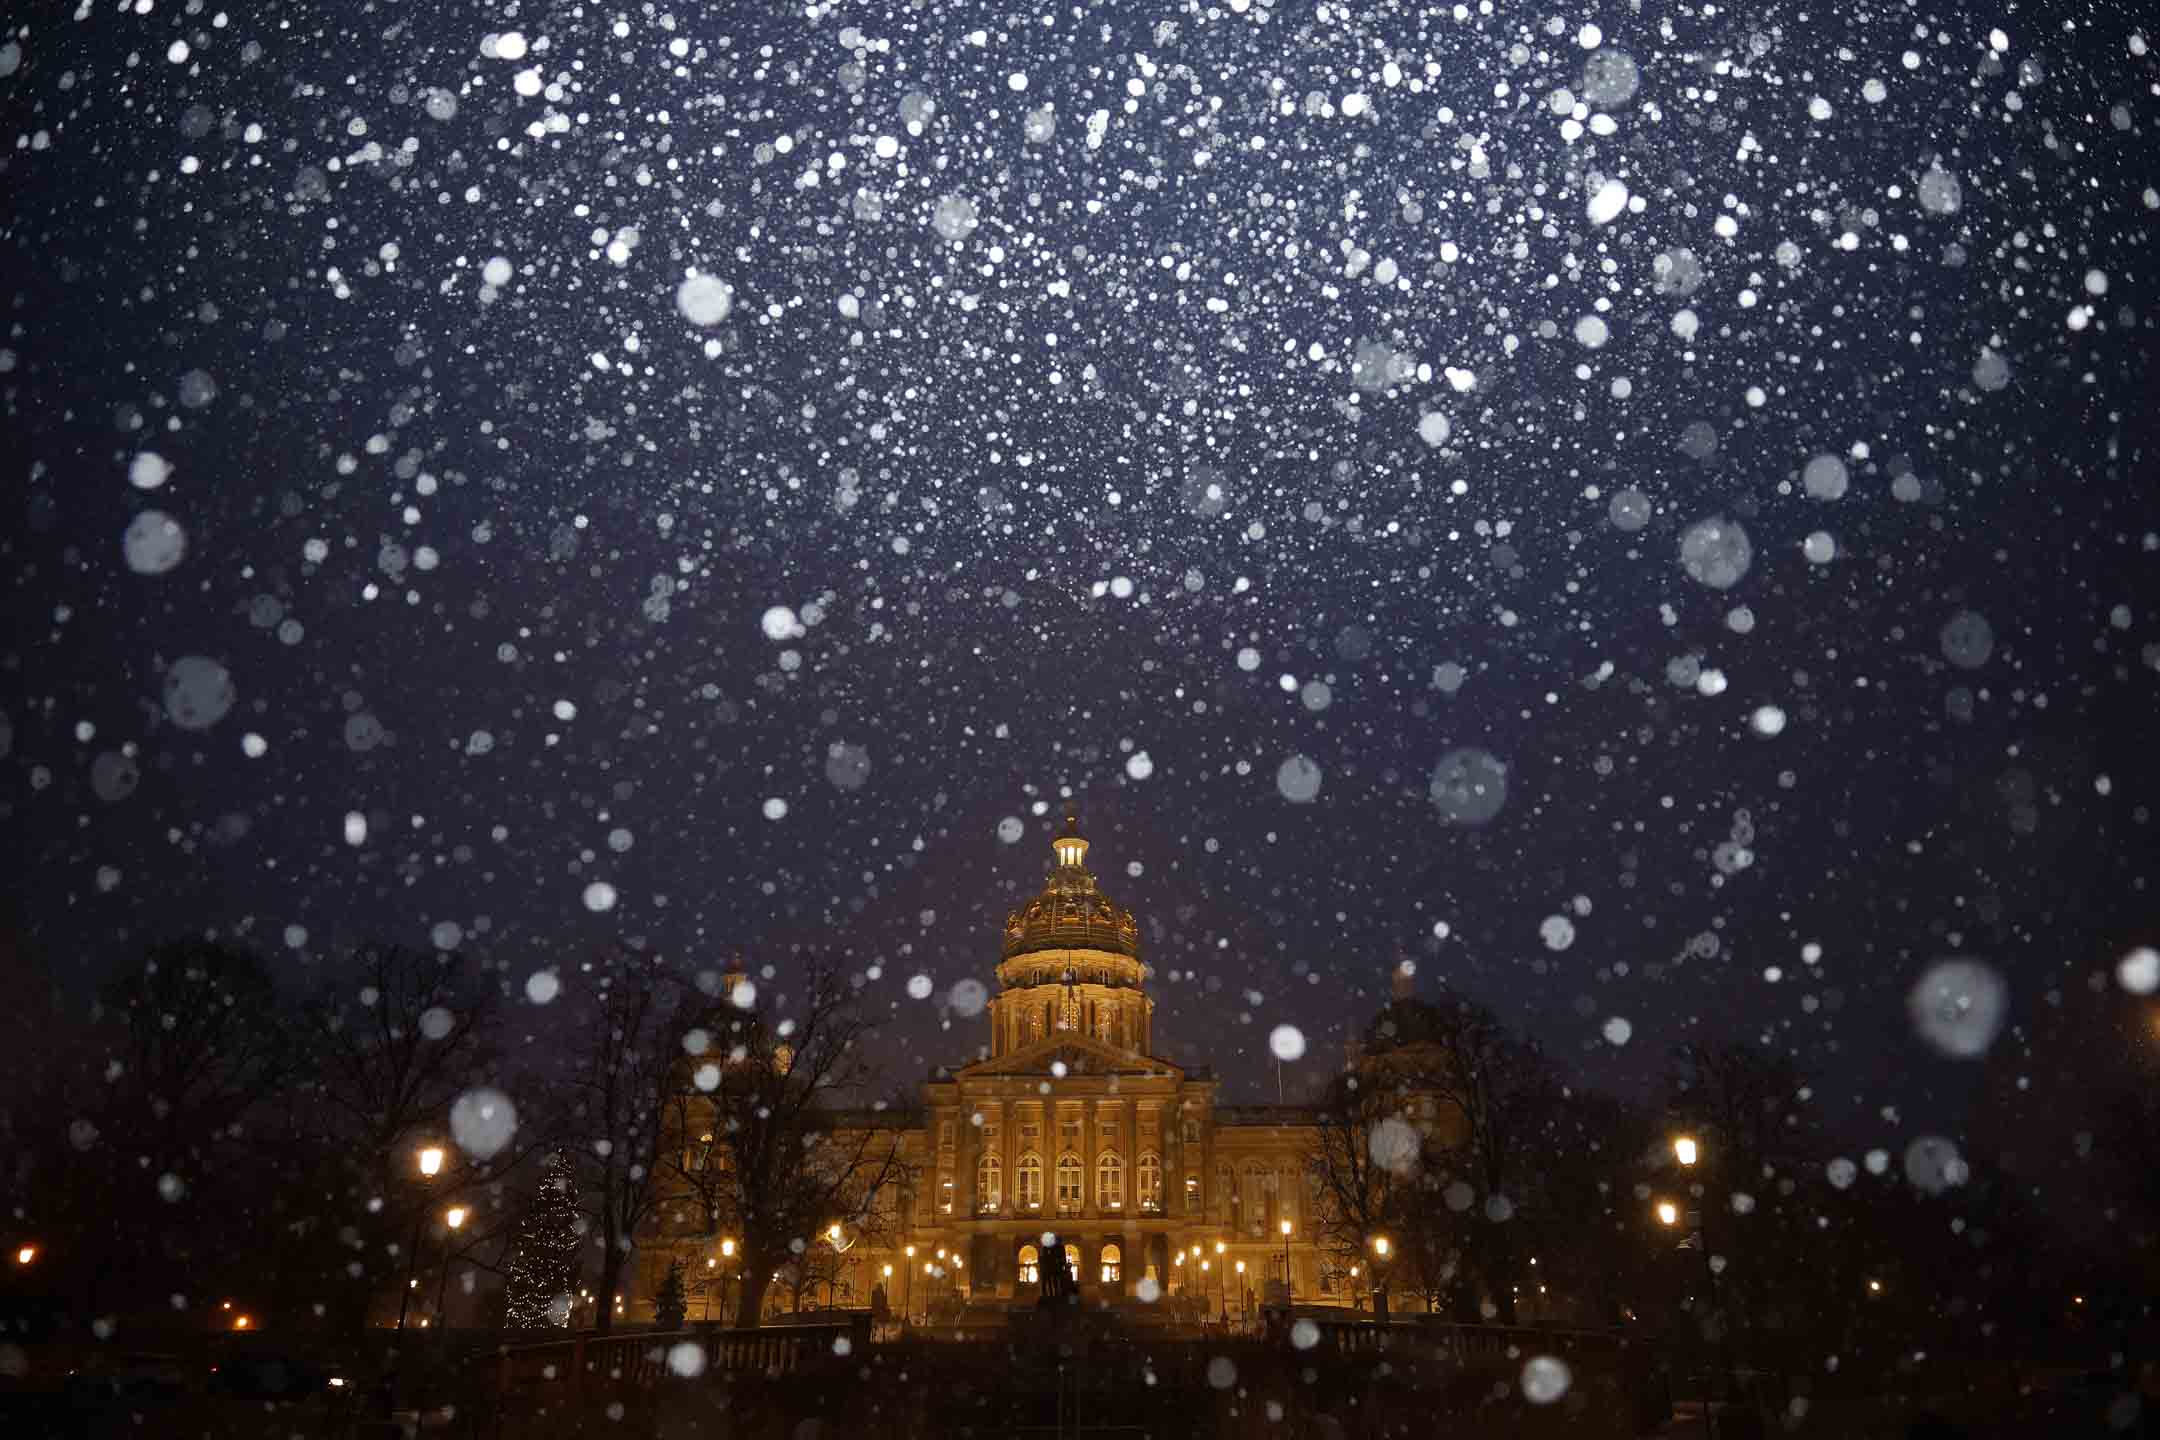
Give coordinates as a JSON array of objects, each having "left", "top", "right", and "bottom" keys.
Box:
[
  {"left": 433, "top": 1206, "right": 467, "bottom": 1332},
  {"left": 1279, "top": 1219, "right": 1294, "bottom": 1303},
  {"left": 1214, "top": 1241, "right": 1228, "bottom": 1324},
  {"left": 395, "top": 1147, "right": 445, "bottom": 1338},
  {"left": 720, "top": 1239, "right": 737, "bottom": 1326},
  {"left": 1656, "top": 1199, "right": 1714, "bottom": 1439},
  {"left": 1371, "top": 1235, "right": 1392, "bottom": 1323},
  {"left": 903, "top": 1245, "right": 916, "bottom": 1325},
  {"left": 1671, "top": 1133, "right": 1736, "bottom": 1434},
  {"left": 822, "top": 1222, "right": 857, "bottom": 1311},
  {"left": 384, "top": 1145, "right": 443, "bottom": 1419}
]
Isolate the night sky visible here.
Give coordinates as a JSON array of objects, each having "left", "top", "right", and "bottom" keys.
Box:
[{"left": 4, "top": 3, "right": 2156, "bottom": 1159}]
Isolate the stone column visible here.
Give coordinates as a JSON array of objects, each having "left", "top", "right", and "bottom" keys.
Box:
[
  {"left": 1201, "top": 1100, "right": 1217, "bottom": 1227},
  {"left": 958, "top": 1094, "right": 978, "bottom": 1223},
  {"left": 997, "top": 1098, "right": 1014, "bottom": 1217},
  {"left": 1081, "top": 1097, "right": 1098, "bottom": 1221}
]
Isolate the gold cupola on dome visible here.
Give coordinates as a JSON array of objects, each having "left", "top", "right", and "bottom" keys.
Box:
[
  {"left": 990, "top": 815, "right": 1153, "bottom": 1058},
  {"left": 1001, "top": 815, "right": 1140, "bottom": 961}
]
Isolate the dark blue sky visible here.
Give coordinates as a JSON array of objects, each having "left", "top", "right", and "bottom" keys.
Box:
[{"left": 4, "top": 3, "right": 2155, "bottom": 1151}]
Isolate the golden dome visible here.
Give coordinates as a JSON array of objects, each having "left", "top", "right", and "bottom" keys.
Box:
[{"left": 1001, "top": 816, "right": 1140, "bottom": 960}]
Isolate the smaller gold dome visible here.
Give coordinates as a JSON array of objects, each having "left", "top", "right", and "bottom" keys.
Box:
[{"left": 1001, "top": 816, "right": 1140, "bottom": 960}]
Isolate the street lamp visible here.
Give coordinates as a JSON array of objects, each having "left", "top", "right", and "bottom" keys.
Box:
[
  {"left": 1279, "top": 1219, "right": 1293, "bottom": 1303},
  {"left": 396, "top": 1146, "right": 445, "bottom": 1336},
  {"left": 1673, "top": 1135, "right": 1700, "bottom": 1168},
  {"left": 15, "top": 1245, "right": 35, "bottom": 1266},
  {"left": 719, "top": 1239, "right": 738, "bottom": 1326},
  {"left": 385, "top": 1144, "right": 445, "bottom": 1420},
  {"left": 903, "top": 1245, "right": 916, "bottom": 1326},
  {"left": 1371, "top": 1235, "right": 1392, "bottom": 1322},
  {"left": 1656, "top": 1194, "right": 1723, "bottom": 1440},
  {"left": 433, "top": 1206, "right": 467, "bottom": 1331}
]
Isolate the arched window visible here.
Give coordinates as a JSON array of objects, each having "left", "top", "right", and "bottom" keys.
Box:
[
  {"left": 1097, "top": 1152, "right": 1125, "bottom": 1210},
  {"left": 1016, "top": 1152, "right": 1043, "bottom": 1211},
  {"left": 1055, "top": 1153, "right": 1084, "bottom": 1213},
  {"left": 977, "top": 1152, "right": 1002, "bottom": 1213},
  {"left": 1244, "top": 1167, "right": 1275, "bottom": 1238},
  {"left": 1017, "top": 1244, "right": 1040, "bottom": 1285},
  {"left": 1100, "top": 1243, "right": 1122, "bottom": 1285},
  {"left": 1137, "top": 1153, "right": 1163, "bottom": 1211},
  {"left": 1066, "top": 1244, "right": 1083, "bottom": 1281}
]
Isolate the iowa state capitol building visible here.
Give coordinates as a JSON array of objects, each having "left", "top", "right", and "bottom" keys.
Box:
[{"left": 644, "top": 816, "right": 1450, "bottom": 1323}]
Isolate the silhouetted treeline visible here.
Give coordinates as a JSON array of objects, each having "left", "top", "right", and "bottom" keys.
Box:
[{"left": 1307, "top": 989, "right": 2153, "bottom": 1398}]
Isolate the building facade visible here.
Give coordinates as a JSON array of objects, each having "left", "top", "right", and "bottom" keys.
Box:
[{"left": 640, "top": 817, "right": 1411, "bottom": 1324}]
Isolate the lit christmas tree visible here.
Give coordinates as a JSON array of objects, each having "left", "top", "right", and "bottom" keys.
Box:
[{"left": 503, "top": 1152, "right": 584, "bottom": 1330}]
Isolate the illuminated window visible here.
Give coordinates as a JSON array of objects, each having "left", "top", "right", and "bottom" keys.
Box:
[
  {"left": 1056, "top": 1154, "right": 1084, "bottom": 1213},
  {"left": 977, "top": 1153, "right": 1002, "bottom": 1213},
  {"left": 1184, "top": 1174, "right": 1201, "bottom": 1214},
  {"left": 1100, "top": 1243, "right": 1122, "bottom": 1285},
  {"left": 1097, "top": 1152, "right": 1125, "bottom": 1210},
  {"left": 1138, "top": 1153, "right": 1163, "bottom": 1211},
  {"left": 1017, "top": 1244, "right": 1039, "bottom": 1285},
  {"left": 1016, "top": 1153, "right": 1043, "bottom": 1210}
]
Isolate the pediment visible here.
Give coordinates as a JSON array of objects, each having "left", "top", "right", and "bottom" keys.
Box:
[{"left": 958, "top": 1034, "right": 1183, "bottom": 1080}]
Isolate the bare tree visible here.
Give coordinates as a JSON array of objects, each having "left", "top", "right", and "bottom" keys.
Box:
[
  {"left": 1307, "top": 994, "right": 1481, "bottom": 1317},
  {"left": 1664, "top": 1040, "right": 1822, "bottom": 1183},
  {"left": 1660, "top": 1041, "right": 1830, "bottom": 1355},
  {"left": 1423, "top": 999, "right": 1560, "bottom": 1321},
  {"left": 659, "top": 951, "right": 911, "bottom": 1328},
  {"left": 302, "top": 943, "right": 501, "bottom": 1175},
  {"left": 48, "top": 941, "right": 295, "bottom": 1317},
  {"left": 563, "top": 946, "right": 695, "bottom": 1335},
  {"left": 279, "top": 942, "right": 507, "bottom": 1333},
  {"left": 1307, "top": 992, "right": 1563, "bottom": 1321}
]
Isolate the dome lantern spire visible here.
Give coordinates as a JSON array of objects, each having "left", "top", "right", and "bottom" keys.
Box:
[{"left": 1052, "top": 813, "right": 1090, "bottom": 869}]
